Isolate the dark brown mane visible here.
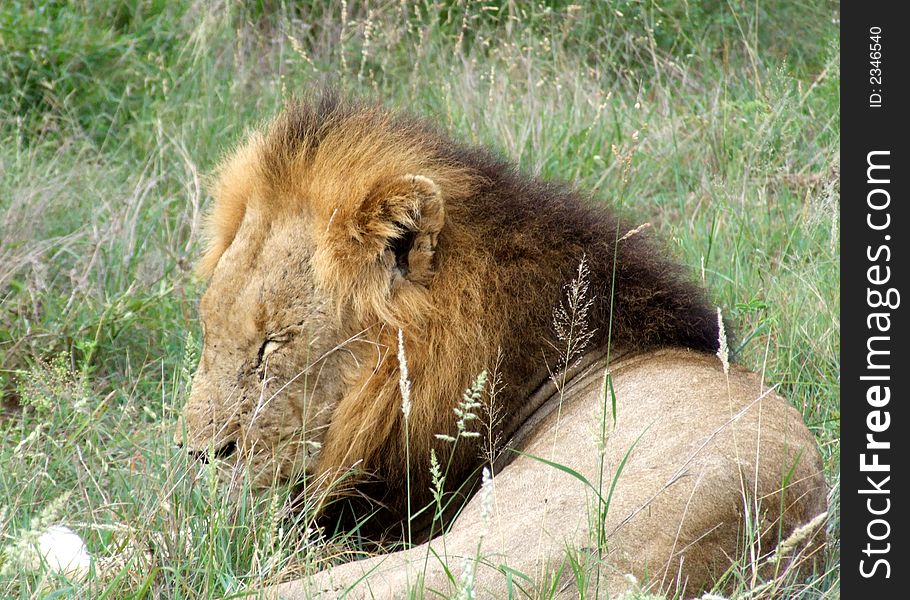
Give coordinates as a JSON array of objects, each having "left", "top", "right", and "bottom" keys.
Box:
[{"left": 262, "top": 91, "right": 719, "bottom": 361}]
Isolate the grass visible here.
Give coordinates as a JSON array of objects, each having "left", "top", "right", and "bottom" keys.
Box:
[{"left": 1, "top": 0, "right": 839, "bottom": 597}]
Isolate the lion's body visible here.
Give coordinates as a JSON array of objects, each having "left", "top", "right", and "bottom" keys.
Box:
[
  {"left": 179, "top": 93, "right": 827, "bottom": 597},
  {"left": 274, "top": 349, "right": 826, "bottom": 598}
]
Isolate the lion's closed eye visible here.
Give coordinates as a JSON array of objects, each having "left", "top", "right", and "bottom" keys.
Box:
[{"left": 256, "top": 335, "right": 292, "bottom": 368}]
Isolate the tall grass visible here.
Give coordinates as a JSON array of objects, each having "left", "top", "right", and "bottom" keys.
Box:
[{"left": 1, "top": 1, "right": 839, "bottom": 597}]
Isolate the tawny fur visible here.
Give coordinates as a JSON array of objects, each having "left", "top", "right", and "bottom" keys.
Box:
[
  {"left": 271, "top": 349, "right": 827, "bottom": 599},
  {"left": 187, "top": 92, "right": 724, "bottom": 536}
]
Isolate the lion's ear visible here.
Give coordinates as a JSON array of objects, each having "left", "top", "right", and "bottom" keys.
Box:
[{"left": 360, "top": 174, "right": 445, "bottom": 287}]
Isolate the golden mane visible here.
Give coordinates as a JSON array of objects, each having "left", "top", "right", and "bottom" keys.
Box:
[{"left": 200, "top": 96, "right": 476, "bottom": 282}]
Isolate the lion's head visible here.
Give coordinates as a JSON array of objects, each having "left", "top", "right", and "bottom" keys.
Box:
[
  {"left": 177, "top": 101, "right": 478, "bottom": 490},
  {"left": 178, "top": 93, "right": 719, "bottom": 530},
  {"left": 178, "top": 196, "right": 348, "bottom": 486}
]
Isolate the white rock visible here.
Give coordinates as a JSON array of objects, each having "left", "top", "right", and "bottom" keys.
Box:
[{"left": 37, "top": 525, "right": 91, "bottom": 578}]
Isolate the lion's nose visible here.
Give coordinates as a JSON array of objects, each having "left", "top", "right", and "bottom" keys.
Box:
[{"left": 213, "top": 440, "right": 238, "bottom": 459}]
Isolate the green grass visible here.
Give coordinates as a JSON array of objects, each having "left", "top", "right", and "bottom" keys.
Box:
[{"left": 1, "top": 0, "right": 839, "bottom": 597}]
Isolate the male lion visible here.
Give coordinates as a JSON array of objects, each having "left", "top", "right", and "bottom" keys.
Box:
[{"left": 178, "top": 93, "right": 827, "bottom": 598}]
